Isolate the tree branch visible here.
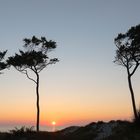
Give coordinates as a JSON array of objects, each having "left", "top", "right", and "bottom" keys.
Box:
[
  {"left": 37, "top": 61, "right": 55, "bottom": 73},
  {"left": 24, "top": 70, "right": 37, "bottom": 84},
  {"left": 15, "top": 67, "right": 37, "bottom": 84},
  {"left": 38, "top": 65, "right": 47, "bottom": 73},
  {"left": 130, "top": 62, "right": 139, "bottom": 76}
]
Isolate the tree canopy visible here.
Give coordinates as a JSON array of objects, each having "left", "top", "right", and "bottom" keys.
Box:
[
  {"left": 7, "top": 36, "right": 58, "bottom": 75},
  {"left": 114, "top": 24, "right": 140, "bottom": 71}
]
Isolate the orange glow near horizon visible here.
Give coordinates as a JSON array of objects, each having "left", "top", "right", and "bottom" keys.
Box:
[
  {"left": 0, "top": 110, "right": 132, "bottom": 129},
  {"left": 0, "top": 101, "right": 132, "bottom": 127},
  {"left": 0, "top": 83, "right": 133, "bottom": 128}
]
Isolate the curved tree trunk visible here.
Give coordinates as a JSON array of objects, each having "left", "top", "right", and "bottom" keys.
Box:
[
  {"left": 36, "top": 73, "right": 40, "bottom": 132},
  {"left": 128, "top": 75, "right": 137, "bottom": 119}
]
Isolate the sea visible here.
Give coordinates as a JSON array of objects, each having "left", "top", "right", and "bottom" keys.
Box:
[{"left": 0, "top": 124, "right": 65, "bottom": 132}]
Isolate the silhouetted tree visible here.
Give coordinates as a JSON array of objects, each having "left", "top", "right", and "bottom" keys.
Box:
[
  {"left": 114, "top": 24, "right": 140, "bottom": 119},
  {"left": 7, "top": 36, "right": 59, "bottom": 131},
  {"left": 0, "top": 51, "right": 7, "bottom": 74}
]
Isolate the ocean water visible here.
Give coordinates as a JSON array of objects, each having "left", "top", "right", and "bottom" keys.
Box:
[{"left": 0, "top": 124, "right": 64, "bottom": 132}]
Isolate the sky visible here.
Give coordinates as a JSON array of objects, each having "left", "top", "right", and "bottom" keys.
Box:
[{"left": 0, "top": 0, "right": 140, "bottom": 131}]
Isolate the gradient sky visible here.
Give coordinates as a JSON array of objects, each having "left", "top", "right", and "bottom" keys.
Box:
[{"left": 0, "top": 0, "right": 140, "bottom": 131}]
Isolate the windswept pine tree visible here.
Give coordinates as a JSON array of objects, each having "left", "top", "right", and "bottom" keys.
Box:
[
  {"left": 7, "top": 36, "right": 59, "bottom": 131},
  {"left": 114, "top": 24, "right": 140, "bottom": 119}
]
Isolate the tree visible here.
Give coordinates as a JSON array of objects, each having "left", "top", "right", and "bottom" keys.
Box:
[
  {"left": 0, "top": 51, "right": 7, "bottom": 74},
  {"left": 114, "top": 24, "right": 140, "bottom": 119},
  {"left": 7, "top": 36, "right": 59, "bottom": 131}
]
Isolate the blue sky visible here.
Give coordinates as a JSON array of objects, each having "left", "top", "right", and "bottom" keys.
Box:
[{"left": 0, "top": 0, "right": 140, "bottom": 131}]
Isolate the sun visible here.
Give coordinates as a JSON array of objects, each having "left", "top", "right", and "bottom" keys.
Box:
[{"left": 52, "top": 121, "right": 56, "bottom": 125}]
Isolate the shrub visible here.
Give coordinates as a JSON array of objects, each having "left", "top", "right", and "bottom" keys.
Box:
[{"left": 10, "top": 126, "right": 34, "bottom": 136}]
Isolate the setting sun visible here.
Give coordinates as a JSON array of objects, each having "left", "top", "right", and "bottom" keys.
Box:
[{"left": 52, "top": 121, "right": 56, "bottom": 125}]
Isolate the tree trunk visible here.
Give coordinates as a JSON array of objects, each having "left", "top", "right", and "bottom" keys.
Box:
[
  {"left": 128, "top": 75, "right": 137, "bottom": 119},
  {"left": 36, "top": 73, "right": 40, "bottom": 132}
]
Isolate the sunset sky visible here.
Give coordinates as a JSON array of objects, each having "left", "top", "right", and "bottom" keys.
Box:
[{"left": 0, "top": 0, "right": 140, "bottom": 131}]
